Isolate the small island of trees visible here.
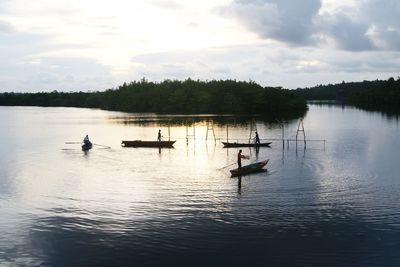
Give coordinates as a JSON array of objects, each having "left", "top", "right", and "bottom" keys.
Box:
[{"left": 0, "top": 79, "right": 308, "bottom": 119}]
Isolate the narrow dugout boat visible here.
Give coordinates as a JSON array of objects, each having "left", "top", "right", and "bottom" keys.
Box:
[
  {"left": 222, "top": 142, "right": 272, "bottom": 148},
  {"left": 121, "top": 140, "right": 176, "bottom": 148},
  {"left": 230, "top": 159, "right": 269, "bottom": 177}
]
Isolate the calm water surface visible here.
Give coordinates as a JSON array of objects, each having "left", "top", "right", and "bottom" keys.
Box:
[{"left": 0, "top": 105, "right": 399, "bottom": 266}]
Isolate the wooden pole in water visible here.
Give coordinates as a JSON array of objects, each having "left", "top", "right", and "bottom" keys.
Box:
[
  {"left": 296, "top": 118, "right": 306, "bottom": 149},
  {"left": 248, "top": 120, "right": 256, "bottom": 144},
  {"left": 206, "top": 121, "right": 216, "bottom": 142},
  {"left": 226, "top": 125, "right": 229, "bottom": 142},
  {"left": 282, "top": 122, "right": 285, "bottom": 149},
  {"left": 206, "top": 121, "right": 209, "bottom": 141},
  {"left": 168, "top": 125, "right": 170, "bottom": 141},
  {"left": 276, "top": 119, "right": 285, "bottom": 149}
]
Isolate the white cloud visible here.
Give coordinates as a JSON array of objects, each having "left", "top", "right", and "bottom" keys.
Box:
[
  {"left": 0, "top": 0, "right": 399, "bottom": 92},
  {"left": 128, "top": 44, "right": 400, "bottom": 88},
  {"left": 0, "top": 20, "right": 12, "bottom": 32},
  {"left": 0, "top": 56, "right": 114, "bottom": 92}
]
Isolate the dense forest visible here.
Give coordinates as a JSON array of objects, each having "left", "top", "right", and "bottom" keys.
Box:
[
  {"left": 296, "top": 77, "right": 400, "bottom": 113},
  {"left": 0, "top": 79, "right": 307, "bottom": 118}
]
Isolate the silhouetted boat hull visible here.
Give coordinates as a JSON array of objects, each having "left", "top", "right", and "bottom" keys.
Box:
[
  {"left": 222, "top": 142, "right": 272, "bottom": 148},
  {"left": 230, "top": 159, "right": 269, "bottom": 177},
  {"left": 121, "top": 140, "right": 176, "bottom": 148},
  {"left": 81, "top": 142, "right": 93, "bottom": 151}
]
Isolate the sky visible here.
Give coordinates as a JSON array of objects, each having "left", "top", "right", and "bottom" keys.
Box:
[{"left": 0, "top": 0, "right": 399, "bottom": 92}]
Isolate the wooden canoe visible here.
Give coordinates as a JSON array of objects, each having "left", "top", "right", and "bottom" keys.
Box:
[
  {"left": 230, "top": 159, "right": 269, "bottom": 177},
  {"left": 222, "top": 142, "right": 272, "bottom": 148},
  {"left": 121, "top": 140, "right": 176, "bottom": 148}
]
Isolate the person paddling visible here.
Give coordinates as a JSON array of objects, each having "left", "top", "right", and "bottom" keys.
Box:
[
  {"left": 83, "top": 135, "right": 91, "bottom": 146},
  {"left": 82, "top": 134, "right": 92, "bottom": 151}
]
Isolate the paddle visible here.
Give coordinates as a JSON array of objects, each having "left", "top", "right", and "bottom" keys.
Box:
[
  {"left": 217, "top": 162, "right": 239, "bottom": 170},
  {"left": 218, "top": 154, "right": 250, "bottom": 170},
  {"left": 93, "top": 143, "right": 111, "bottom": 149},
  {"left": 65, "top": 142, "right": 81, "bottom": 144}
]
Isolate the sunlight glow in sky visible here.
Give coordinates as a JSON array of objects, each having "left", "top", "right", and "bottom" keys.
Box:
[{"left": 0, "top": 0, "right": 399, "bottom": 91}]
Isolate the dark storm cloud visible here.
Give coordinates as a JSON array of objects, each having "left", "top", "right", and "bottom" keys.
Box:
[
  {"left": 361, "top": 0, "right": 400, "bottom": 50},
  {"left": 319, "top": 0, "right": 400, "bottom": 51},
  {"left": 224, "top": 0, "right": 400, "bottom": 51},
  {"left": 224, "top": 0, "right": 321, "bottom": 45},
  {"left": 322, "top": 13, "right": 375, "bottom": 51},
  {"left": 362, "top": 0, "right": 400, "bottom": 28},
  {"left": 372, "top": 28, "right": 400, "bottom": 50}
]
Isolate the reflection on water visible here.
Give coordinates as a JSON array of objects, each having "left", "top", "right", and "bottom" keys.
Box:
[
  {"left": 108, "top": 113, "right": 302, "bottom": 127},
  {"left": 0, "top": 105, "right": 399, "bottom": 266},
  {"left": 309, "top": 100, "right": 400, "bottom": 120}
]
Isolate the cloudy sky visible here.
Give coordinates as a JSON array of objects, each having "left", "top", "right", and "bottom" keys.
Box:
[{"left": 0, "top": 0, "right": 399, "bottom": 92}]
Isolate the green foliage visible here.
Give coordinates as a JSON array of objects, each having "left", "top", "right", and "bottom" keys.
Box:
[
  {"left": 296, "top": 77, "right": 400, "bottom": 113},
  {"left": 0, "top": 79, "right": 307, "bottom": 117}
]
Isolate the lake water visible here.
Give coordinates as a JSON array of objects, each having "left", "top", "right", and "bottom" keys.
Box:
[{"left": 0, "top": 104, "right": 399, "bottom": 266}]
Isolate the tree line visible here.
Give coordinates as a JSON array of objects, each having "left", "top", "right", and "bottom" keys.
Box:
[
  {"left": 0, "top": 79, "right": 308, "bottom": 118},
  {"left": 296, "top": 77, "right": 400, "bottom": 113}
]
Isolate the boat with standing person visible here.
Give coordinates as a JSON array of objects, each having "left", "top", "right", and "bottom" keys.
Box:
[{"left": 230, "top": 159, "right": 269, "bottom": 177}]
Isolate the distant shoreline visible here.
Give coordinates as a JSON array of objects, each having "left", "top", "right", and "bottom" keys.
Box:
[
  {"left": 297, "top": 77, "right": 400, "bottom": 114},
  {"left": 2, "top": 77, "right": 398, "bottom": 115}
]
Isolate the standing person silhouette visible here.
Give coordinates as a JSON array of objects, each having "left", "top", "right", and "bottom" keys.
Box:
[
  {"left": 255, "top": 131, "right": 260, "bottom": 145},
  {"left": 237, "top": 149, "right": 244, "bottom": 169},
  {"left": 157, "top": 129, "right": 162, "bottom": 141}
]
